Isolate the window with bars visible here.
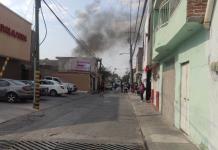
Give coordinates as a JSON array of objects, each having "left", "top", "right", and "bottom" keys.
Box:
[{"left": 157, "top": 0, "right": 181, "bottom": 29}]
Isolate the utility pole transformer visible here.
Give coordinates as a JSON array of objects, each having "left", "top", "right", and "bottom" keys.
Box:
[{"left": 33, "top": 0, "right": 41, "bottom": 110}]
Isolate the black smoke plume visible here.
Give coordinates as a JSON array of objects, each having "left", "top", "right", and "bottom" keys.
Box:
[{"left": 73, "top": 0, "right": 137, "bottom": 56}]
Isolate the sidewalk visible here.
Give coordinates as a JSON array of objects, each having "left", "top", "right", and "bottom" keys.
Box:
[{"left": 128, "top": 94, "right": 199, "bottom": 150}]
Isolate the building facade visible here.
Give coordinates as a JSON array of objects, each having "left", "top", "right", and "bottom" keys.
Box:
[
  {"left": 142, "top": 0, "right": 218, "bottom": 149},
  {"left": 0, "top": 3, "right": 32, "bottom": 80},
  {"left": 135, "top": 47, "right": 144, "bottom": 84},
  {"left": 40, "top": 57, "right": 100, "bottom": 92},
  {"left": 206, "top": 1, "right": 218, "bottom": 149}
]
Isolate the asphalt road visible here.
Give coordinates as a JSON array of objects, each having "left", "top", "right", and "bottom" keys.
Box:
[
  {"left": 0, "top": 93, "right": 145, "bottom": 149},
  {"left": 0, "top": 93, "right": 85, "bottom": 124}
]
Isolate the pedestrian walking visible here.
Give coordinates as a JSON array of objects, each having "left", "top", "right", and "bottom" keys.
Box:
[
  {"left": 120, "top": 81, "right": 123, "bottom": 93},
  {"left": 100, "top": 81, "right": 105, "bottom": 97},
  {"left": 139, "top": 82, "right": 145, "bottom": 101}
]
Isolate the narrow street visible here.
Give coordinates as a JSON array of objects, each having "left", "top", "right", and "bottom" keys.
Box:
[{"left": 0, "top": 93, "right": 146, "bottom": 150}]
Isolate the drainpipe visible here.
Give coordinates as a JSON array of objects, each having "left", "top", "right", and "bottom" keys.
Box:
[{"left": 203, "top": 0, "right": 215, "bottom": 29}]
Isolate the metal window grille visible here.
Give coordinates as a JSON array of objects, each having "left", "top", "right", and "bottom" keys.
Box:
[{"left": 157, "top": 0, "right": 181, "bottom": 29}]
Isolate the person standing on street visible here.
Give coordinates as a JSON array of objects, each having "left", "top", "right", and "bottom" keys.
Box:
[
  {"left": 139, "top": 82, "right": 145, "bottom": 101},
  {"left": 120, "top": 81, "right": 123, "bottom": 93},
  {"left": 100, "top": 81, "right": 105, "bottom": 97}
]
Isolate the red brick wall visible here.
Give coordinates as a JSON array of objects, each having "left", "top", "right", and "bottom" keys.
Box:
[{"left": 187, "top": 0, "right": 208, "bottom": 22}]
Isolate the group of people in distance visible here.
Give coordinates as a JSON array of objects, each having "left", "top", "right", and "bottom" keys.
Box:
[{"left": 98, "top": 80, "right": 146, "bottom": 102}]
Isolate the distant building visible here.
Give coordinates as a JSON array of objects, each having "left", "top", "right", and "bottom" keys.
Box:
[{"left": 40, "top": 57, "right": 100, "bottom": 92}]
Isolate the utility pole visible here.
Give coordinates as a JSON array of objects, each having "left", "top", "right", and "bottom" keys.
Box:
[
  {"left": 33, "top": 0, "right": 41, "bottom": 110},
  {"left": 129, "top": 0, "right": 134, "bottom": 86}
]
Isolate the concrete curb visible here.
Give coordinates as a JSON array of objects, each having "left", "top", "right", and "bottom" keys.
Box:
[{"left": 127, "top": 94, "right": 149, "bottom": 150}]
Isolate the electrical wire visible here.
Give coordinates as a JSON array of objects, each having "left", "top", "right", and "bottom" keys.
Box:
[
  {"left": 45, "top": 0, "right": 94, "bottom": 55},
  {"left": 54, "top": 0, "right": 76, "bottom": 19},
  {"left": 47, "top": 0, "right": 117, "bottom": 68},
  {"left": 132, "top": 0, "right": 148, "bottom": 55},
  {"left": 130, "top": 0, "right": 132, "bottom": 46},
  {"left": 50, "top": 0, "right": 94, "bottom": 55},
  {"left": 40, "top": 7, "right": 47, "bottom": 46},
  {"left": 31, "top": 1, "right": 35, "bottom": 30},
  {"left": 42, "top": 0, "right": 95, "bottom": 57},
  {"left": 134, "top": 0, "right": 141, "bottom": 40},
  {"left": 49, "top": 0, "right": 96, "bottom": 57}
]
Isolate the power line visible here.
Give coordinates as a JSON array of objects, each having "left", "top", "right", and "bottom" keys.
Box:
[
  {"left": 50, "top": 0, "right": 94, "bottom": 55},
  {"left": 129, "top": 0, "right": 132, "bottom": 46},
  {"left": 40, "top": 7, "right": 47, "bottom": 46},
  {"left": 53, "top": 0, "right": 76, "bottom": 19},
  {"left": 31, "top": 2, "right": 35, "bottom": 30},
  {"left": 45, "top": 0, "right": 96, "bottom": 57},
  {"left": 47, "top": 0, "right": 115, "bottom": 68},
  {"left": 51, "top": 0, "right": 85, "bottom": 40},
  {"left": 42, "top": 0, "right": 95, "bottom": 57},
  {"left": 134, "top": 0, "right": 141, "bottom": 41},
  {"left": 132, "top": 0, "right": 148, "bottom": 55}
]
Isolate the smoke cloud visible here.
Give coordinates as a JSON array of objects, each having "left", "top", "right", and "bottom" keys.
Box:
[{"left": 73, "top": 0, "right": 137, "bottom": 56}]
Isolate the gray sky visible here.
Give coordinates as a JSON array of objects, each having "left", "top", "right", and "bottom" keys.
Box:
[{"left": 0, "top": 0, "right": 142, "bottom": 76}]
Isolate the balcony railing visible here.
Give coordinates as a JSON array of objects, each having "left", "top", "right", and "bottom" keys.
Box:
[{"left": 157, "top": 0, "right": 181, "bottom": 29}]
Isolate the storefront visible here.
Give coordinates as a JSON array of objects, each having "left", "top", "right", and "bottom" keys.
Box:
[{"left": 0, "top": 3, "right": 32, "bottom": 80}]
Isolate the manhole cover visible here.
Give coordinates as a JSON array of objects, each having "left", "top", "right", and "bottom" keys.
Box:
[{"left": 0, "top": 140, "right": 145, "bottom": 150}]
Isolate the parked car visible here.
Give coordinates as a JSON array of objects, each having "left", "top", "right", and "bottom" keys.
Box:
[
  {"left": 20, "top": 80, "right": 49, "bottom": 96},
  {"left": 44, "top": 76, "right": 77, "bottom": 94},
  {"left": 66, "top": 83, "right": 78, "bottom": 94},
  {"left": 40, "top": 79, "right": 67, "bottom": 96},
  {"left": 0, "top": 79, "right": 33, "bottom": 103}
]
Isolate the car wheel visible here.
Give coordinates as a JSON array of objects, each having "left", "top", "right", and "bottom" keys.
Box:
[
  {"left": 50, "top": 90, "right": 57, "bottom": 97},
  {"left": 6, "top": 92, "right": 18, "bottom": 103}
]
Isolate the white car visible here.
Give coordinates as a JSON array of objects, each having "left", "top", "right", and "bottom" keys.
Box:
[
  {"left": 44, "top": 76, "right": 77, "bottom": 94},
  {"left": 40, "top": 80, "right": 68, "bottom": 96}
]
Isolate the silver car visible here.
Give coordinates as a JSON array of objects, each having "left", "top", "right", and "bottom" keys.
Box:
[{"left": 0, "top": 79, "right": 33, "bottom": 103}]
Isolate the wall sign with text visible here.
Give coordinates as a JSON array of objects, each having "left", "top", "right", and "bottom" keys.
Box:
[{"left": 0, "top": 23, "right": 27, "bottom": 42}]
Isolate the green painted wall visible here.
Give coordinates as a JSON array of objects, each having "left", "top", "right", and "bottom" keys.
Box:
[
  {"left": 173, "top": 29, "right": 210, "bottom": 149},
  {"left": 152, "top": 1, "right": 212, "bottom": 148},
  {"left": 153, "top": 0, "right": 187, "bottom": 59},
  {"left": 152, "top": 10, "right": 159, "bottom": 59}
]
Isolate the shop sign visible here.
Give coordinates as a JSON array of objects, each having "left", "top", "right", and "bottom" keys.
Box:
[
  {"left": 0, "top": 23, "right": 27, "bottom": 42},
  {"left": 75, "top": 61, "right": 91, "bottom": 71}
]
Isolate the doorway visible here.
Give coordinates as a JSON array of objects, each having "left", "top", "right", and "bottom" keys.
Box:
[
  {"left": 180, "top": 62, "right": 190, "bottom": 134},
  {"left": 162, "top": 59, "right": 175, "bottom": 125}
]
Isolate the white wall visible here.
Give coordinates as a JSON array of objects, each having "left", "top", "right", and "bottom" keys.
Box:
[
  {"left": 142, "top": 0, "right": 152, "bottom": 82},
  {"left": 207, "top": 2, "right": 218, "bottom": 150}
]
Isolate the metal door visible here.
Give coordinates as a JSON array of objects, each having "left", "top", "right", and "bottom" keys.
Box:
[
  {"left": 180, "top": 62, "right": 190, "bottom": 134},
  {"left": 162, "top": 59, "right": 175, "bottom": 125}
]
